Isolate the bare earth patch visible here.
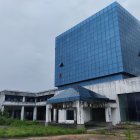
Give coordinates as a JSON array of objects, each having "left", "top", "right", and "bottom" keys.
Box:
[{"left": 5, "top": 134, "right": 125, "bottom": 140}]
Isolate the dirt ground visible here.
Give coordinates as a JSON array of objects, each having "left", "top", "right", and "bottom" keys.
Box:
[{"left": 4, "top": 134, "right": 125, "bottom": 140}]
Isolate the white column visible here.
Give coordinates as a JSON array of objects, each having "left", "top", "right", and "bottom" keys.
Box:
[
  {"left": 76, "top": 101, "right": 84, "bottom": 128},
  {"left": 46, "top": 104, "right": 51, "bottom": 125},
  {"left": 21, "top": 97, "right": 25, "bottom": 121},
  {"left": 115, "top": 96, "right": 121, "bottom": 124},
  {"left": 74, "top": 108, "right": 77, "bottom": 124},
  {"left": 0, "top": 95, "right": 5, "bottom": 113},
  {"left": 1, "top": 106, "right": 4, "bottom": 112},
  {"left": 105, "top": 106, "right": 112, "bottom": 123},
  {"left": 53, "top": 109, "right": 56, "bottom": 122},
  {"left": 23, "top": 97, "right": 25, "bottom": 102},
  {"left": 21, "top": 106, "right": 24, "bottom": 121},
  {"left": 33, "top": 107, "right": 37, "bottom": 121}
]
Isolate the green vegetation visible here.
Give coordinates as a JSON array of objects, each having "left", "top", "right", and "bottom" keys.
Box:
[
  {"left": 0, "top": 110, "right": 39, "bottom": 126},
  {"left": 0, "top": 110, "right": 9, "bottom": 118},
  {"left": 0, "top": 111, "right": 85, "bottom": 138},
  {"left": 0, "top": 111, "right": 139, "bottom": 139},
  {"left": 0, "top": 125, "right": 85, "bottom": 138},
  {"left": 0, "top": 116, "right": 39, "bottom": 126},
  {"left": 124, "top": 129, "right": 135, "bottom": 140}
]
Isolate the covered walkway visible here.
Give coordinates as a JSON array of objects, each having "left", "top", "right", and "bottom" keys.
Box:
[{"left": 46, "top": 85, "right": 116, "bottom": 128}]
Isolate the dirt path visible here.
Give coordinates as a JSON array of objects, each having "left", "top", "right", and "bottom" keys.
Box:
[{"left": 4, "top": 134, "right": 125, "bottom": 140}]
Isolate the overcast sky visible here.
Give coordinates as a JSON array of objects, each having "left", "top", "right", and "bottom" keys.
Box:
[{"left": 0, "top": 0, "right": 139, "bottom": 92}]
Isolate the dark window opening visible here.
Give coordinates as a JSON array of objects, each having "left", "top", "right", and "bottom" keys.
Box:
[
  {"left": 24, "top": 107, "right": 33, "bottom": 120},
  {"left": 37, "top": 107, "right": 46, "bottom": 120},
  {"left": 59, "top": 63, "right": 64, "bottom": 67},
  {"left": 91, "top": 108, "right": 105, "bottom": 122},
  {"left": 25, "top": 97, "right": 35, "bottom": 102},
  {"left": 51, "top": 109, "right": 54, "bottom": 121},
  {"left": 119, "top": 92, "right": 140, "bottom": 122},
  {"left": 59, "top": 73, "right": 63, "bottom": 78},
  {"left": 138, "top": 52, "right": 140, "bottom": 57},
  {"left": 66, "top": 110, "right": 74, "bottom": 120},
  {"left": 36, "top": 94, "right": 54, "bottom": 102},
  {"left": 5, "top": 95, "right": 23, "bottom": 102}
]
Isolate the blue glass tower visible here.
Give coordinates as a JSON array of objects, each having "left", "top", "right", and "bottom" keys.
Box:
[{"left": 55, "top": 2, "right": 140, "bottom": 87}]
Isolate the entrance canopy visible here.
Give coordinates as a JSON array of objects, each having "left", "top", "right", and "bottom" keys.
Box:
[{"left": 47, "top": 85, "right": 114, "bottom": 104}]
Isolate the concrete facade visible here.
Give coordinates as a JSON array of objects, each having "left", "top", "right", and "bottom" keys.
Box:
[
  {"left": 47, "top": 77, "right": 140, "bottom": 126},
  {"left": 0, "top": 77, "right": 140, "bottom": 126},
  {"left": 0, "top": 89, "right": 57, "bottom": 121}
]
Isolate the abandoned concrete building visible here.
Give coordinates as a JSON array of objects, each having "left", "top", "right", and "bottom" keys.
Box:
[
  {"left": 0, "top": 90, "right": 55, "bottom": 121},
  {"left": 0, "top": 2, "right": 140, "bottom": 128}
]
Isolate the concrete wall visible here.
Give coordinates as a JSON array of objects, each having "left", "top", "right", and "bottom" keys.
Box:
[
  {"left": 85, "top": 77, "right": 140, "bottom": 100},
  {"left": 83, "top": 108, "right": 91, "bottom": 123},
  {"left": 83, "top": 77, "right": 140, "bottom": 125},
  {"left": 111, "top": 108, "right": 119, "bottom": 125},
  {"left": 1, "top": 77, "right": 140, "bottom": 125},
  {"left": 58, "top": 109, "right": 74, "bottom": 124},
  {"left": 0, "top": 93, "right": 5, "bottom": 111},
  {"left": 58, "top": 110, "right": 65, "bottom": 123}
]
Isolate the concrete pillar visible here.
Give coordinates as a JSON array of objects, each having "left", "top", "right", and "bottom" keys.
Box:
[
  {"left": 21, "top": 106, "right": 24, "bottom": 121},
  {"left": 46, "top": 105, "right": 51, "bottom": 125},
  {"left": 1, "top": 106, "right": 4, "bottom": 115},
  {"left": 105, "top": 107, "right": 112, "bottom": 123},
  {"left": 53, "top": 109, "right": 56, "bottom": 122},
  {"left": 21, "top": 97, "right": 25, "bottom": 121},
  {"left": 111, "top": 108, "right": 118, "bottom": 125},
  {"left": 76, "top": 101, "right": 84, "bottom": 128},
  {"left": 33, "top": 107, "right": 37, "bottom": 121},
  {"left": 116, "top": 96, "right": 121, "bottom": 124},
  {"left": 74, "top": 108, "right": 77, "bottom": 124},
  {"left": 23, "top": 97, "right": 25, "bottom": 102},
  {"left": 1, "top": 106, "right": 4, "bottom": 112},
  {"left": 0, "top": 95, "right": 5, "bottom": 114}
]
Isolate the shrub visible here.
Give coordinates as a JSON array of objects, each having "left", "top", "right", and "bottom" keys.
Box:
[
  {"left": 0, "top": 110, "right": 10, "bottom": 118},
  {"left": 0, "top": 115, "right": 39, "bottom": 126},
  {"left": 0, "top": 116, "right": 13, "bottom": 125},
  {"left": 124, "top": 129, "right": 135, "bottom": 140}
]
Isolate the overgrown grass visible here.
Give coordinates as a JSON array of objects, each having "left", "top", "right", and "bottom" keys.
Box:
[
  {"left": 0, "top": 115, "right": 85, "bottom": 138},
  {"left": 0, "top": 116, "right": 39, "bottom": 126},
  {"left": 0, "top": 125, "right": 85, "bottom": 138}
]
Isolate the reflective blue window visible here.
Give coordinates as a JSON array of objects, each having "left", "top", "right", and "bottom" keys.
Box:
[{"left": 55, "top": 2, "right": 140, "bottom": 87}]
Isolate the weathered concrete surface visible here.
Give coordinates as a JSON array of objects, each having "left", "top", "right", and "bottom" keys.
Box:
[{"left": 86, "top": 77, "right": 140, "bottom": 100}]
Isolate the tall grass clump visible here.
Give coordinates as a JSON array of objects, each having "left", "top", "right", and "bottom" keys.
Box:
[{"left": 124, "top": 129, "right": 134, "bottom": 140}]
